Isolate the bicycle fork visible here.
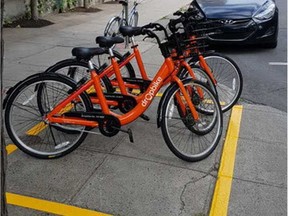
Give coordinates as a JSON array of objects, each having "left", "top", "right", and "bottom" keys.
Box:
[{"left": 172, "top": 75, "right": 199, "bottom": 121}]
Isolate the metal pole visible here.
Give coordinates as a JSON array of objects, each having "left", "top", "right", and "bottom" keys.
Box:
[
  {"left": 0, "top": 0, "right": 8, "bottom": 214},
  {"left": 124, "top": 0, "right": 129, "bottom": 47}
]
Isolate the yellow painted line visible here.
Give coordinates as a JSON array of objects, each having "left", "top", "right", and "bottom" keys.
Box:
[
  {"left": 6, "top": 192, "right": 111, "bottom": 216},
  {"left": 26, "top": 121, "right": 47, "bottom": 136},
  {"left": 26, "top": 103, "right": 74, "bottom": 136},
  {"left": 6, "top": 144, "right": 18, "bottom": 155},
  {"left": 209, "top": 105, "right": 243, "bottom": 216}
]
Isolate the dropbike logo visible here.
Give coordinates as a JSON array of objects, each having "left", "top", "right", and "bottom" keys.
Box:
[{"left": 141, "top": 77, "right": 162, "bottom": 107}]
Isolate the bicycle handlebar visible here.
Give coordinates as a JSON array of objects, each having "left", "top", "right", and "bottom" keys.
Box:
[{"left": 141, "top": 23, "right": 169, "bottom": 39}]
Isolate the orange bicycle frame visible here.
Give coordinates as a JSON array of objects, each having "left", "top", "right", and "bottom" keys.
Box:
[{"left": 47, "top": 57, "right": 199, "bottom": 127}]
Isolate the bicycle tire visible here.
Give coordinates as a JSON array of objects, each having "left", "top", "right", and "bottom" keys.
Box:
[
  {"left": 104, "top": 16, "right": 121, "bottom": 37},
  {"left": 45, "top": 50, "right": 136, "bottom": 90},
  {"left": 5, "top": 73, "right": 92, "bottom": 159},
  {"left": 129, "top": 11, "right": 139, "bottom": 27},
  {"left": 160, "top": 79, "right": 223, "bottom": 162},
  {"left": 178, "top": 65, "right": 217, "bottom": 95},
  {"left": 190, "top": 52, "right": 243, "bottom": 112}
]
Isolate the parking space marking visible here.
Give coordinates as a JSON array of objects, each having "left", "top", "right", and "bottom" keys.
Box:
[
  {"left": 209, "top": 105, "right": 243, "bottom": 216},
  {"left": 6, "top": 192, "right": 111, "bottom": 216},
  {"left": 269, "top": 62, "right": 288, "bottom": 66},
  {"left": 6, "top": 144, "right": 18, "bottom": 155}
]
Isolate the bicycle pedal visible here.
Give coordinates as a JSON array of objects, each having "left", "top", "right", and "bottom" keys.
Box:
[
  {"left": 127, "top": 129, "right": 134, "bottom": 143},
  {"left": 112, "top": 127, "right": 134, "bottom": 143},
  {"left": 140, "top": 114, "right": 150, "bottom": 121}
]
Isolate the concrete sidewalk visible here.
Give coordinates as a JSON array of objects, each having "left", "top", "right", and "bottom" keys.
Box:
[{"left": 3, "top": 1, "right": 287, "bottom": 215}]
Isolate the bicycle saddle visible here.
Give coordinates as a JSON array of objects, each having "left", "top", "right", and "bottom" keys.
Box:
[
  {"left": 71, "top": 47, "right": 106, "bottom": 60},
  {"left": 119, "top": 0, "right": 128, "bottom": 6},
  {"left": 119, "top": 26, "right": 142, "bottom": 37},
  {"left": 96, "top": 36, "right": 124, "bottom": 48}
]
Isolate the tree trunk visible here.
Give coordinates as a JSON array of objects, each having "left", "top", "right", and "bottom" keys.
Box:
[
  {"left": 84, "top": 0, "right": 89, "bottom": 9},
  {"left": 31, "top": 0, "right": 39, "bottom": 20},
  {"left": 1, "top": 0, "right": 8, "bottom": 214}
]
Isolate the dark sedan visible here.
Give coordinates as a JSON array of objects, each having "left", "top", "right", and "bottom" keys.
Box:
[{"left": 190, "top": 0, "right": 279, "bottom": 48}]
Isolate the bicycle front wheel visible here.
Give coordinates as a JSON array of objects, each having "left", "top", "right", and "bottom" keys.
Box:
[
  {"left": 193, "top": 53, "right": 243, "bottom": 112},
  {"left": 161, "top": 79, "right": 223, "bottom": 162},
  {"left": 5, "top": 73, "right": 92, "bottom": 159}
]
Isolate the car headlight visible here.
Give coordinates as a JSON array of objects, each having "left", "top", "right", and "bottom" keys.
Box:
[{"left": 253, "top": 0, "right": 276, "bottom": 22}]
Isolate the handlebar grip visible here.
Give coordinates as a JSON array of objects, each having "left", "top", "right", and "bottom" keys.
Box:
[
  {"left": 142, "top": 23, "right": 154, "bottom": 29},
  {"left": 140, "top": 28, "right": 153, "bottom": 37},
  {"left": 173, "top": 10, "right": 183, "bottom": 16}
]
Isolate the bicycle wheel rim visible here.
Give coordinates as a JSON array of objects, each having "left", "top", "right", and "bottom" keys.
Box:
[
  {"left": 198, "top": 55, "right": 242, "bottom": 112},
  {"left": 5, "top": 77, "right": 89, "bottom": 158},
  {"left": 162, "top": 80, "right": 223, "bottom": 161},
  {"left": 105, "top": 17, "right": 120, "bottom": 37}
]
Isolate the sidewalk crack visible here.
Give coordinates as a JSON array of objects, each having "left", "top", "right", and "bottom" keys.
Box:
[
  {"left": 68, "top": 154, "right": 109, "bottom": 203},
  {"left": 178, "top": 167, "right": 217, "bottom": 216}
]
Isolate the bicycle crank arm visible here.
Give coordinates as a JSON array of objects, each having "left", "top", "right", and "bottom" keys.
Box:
[
  {"left": 112, "top": 126, "right": 134, "bottom": 143},
  {"left": 140, "top": 114, "right": 150, "bottom": 121}
]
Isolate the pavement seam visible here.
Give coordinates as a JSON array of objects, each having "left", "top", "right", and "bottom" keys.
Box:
[
  {"left": 231, "top": 176, "right": 287, "bottom": 189},
  {"left": 68, "top": 136, "right": 126, "bottom": 204},
  {"left": 68, "top": 153, "right": 110, "bottom": 204},
  {"left": 238, "top": 136, "right": 287, "bottom": 146},
  {"left": 239, "top": 99, "right": 287, "bottom": 113},
  {"left": 79, "top": 147, "right": 214, "bottom": 175},
  {"left": 7, "top": 62, "right": 52, "bottom": 69},
  {"left": 13, "top": 45, "right": 58, "bottom": 62}
]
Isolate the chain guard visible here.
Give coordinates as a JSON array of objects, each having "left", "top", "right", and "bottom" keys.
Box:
[
  {"left": 63, "top": 111, "right": 121, "bottom": 137},
  {"left": 99, "top": 115, "right": 121, "bottom": 137}
]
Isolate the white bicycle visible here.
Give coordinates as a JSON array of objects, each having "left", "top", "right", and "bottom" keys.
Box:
[{"left": 104, "top": 0, "right": 139, "bottom": 37}]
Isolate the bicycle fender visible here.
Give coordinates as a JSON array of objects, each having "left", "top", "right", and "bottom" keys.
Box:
[
  {"left": 3, "top": 84, "right": 18, "bottom": 109},
  {"left": 156, "top": 82, "right": 178, "bottom": 128},
  {"left": 3, "top": 73, "right": 92, "bottom": 110},
  {"left": 2, "top": 73, "right": 39, "bottom": 109}
]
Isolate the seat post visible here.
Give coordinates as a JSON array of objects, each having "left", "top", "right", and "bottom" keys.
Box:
[
  {"left": 108, "top": 48, "right": 115, "bottom": 58},
  {"left": 131, "top": 37, "right": 137, "bottom": 47},
  {"left": 88, "top": 60, "right": 94, "bottom": 71}
]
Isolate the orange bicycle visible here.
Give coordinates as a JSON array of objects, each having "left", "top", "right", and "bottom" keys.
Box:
[
  {"left": 40, "top": 26, "right": 215, "bottom": 116},
  {"left": 4, "top": 25, "right": 223, "bottom": 162},
  {"left": 168, "top": 8, "right": 243, "bottom": 112}
]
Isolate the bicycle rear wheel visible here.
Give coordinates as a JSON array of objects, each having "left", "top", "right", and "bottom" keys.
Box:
[
  {"left": 5, "top": 73, "right": 92, "bottom": 159},
  {"left": 45, "top": 51, "right": 136, "bottom": 92},
  {"left": 161, "top": 79, "right": 223, "bottom": 162}
]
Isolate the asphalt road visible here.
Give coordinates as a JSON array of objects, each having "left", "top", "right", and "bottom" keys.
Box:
[{"left": 214, "top": 0, "right": 287, "bottom": 112}]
